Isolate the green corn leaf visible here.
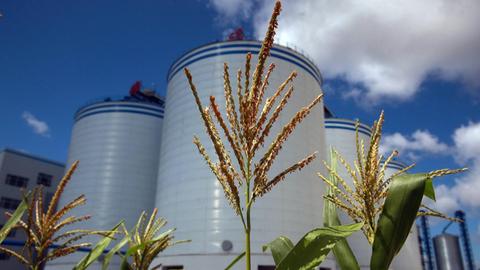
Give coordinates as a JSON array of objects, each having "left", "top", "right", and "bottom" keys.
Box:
[
  {"left": 74, "top": 221, "right": 123, "bottom": 270},
  {"left": 120, "top": 242, "right": 147, "bottom": 270},
  {"left": 102, "top": 234, "right": 129, "bottom": 270},
  {"left": 371, "top": 173, "right": 427, "bottom": 270},
  {"left": 268, "top": 222, "right": 363, "bottom": 270},
  {"left": 322, "top": 149, "right": 359, "bottom": 270},
  {"left": 262, "top": 236, "right": 294, "bottom": 265},
  {"left": 224, "top": 251, "right": 246, "bottom": 270},
  {"left": 0, "top": 192, "right": 30, "bottom": 244},
  {"left": 119, "top": 256, "right": 132, "bottom": 270},
  {"left": 424, "top": 178, "right": 435, "bottom": 201}
]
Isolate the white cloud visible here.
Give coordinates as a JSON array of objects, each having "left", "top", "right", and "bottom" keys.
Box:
[
  {"left": 208, "top": 0, "right": 254, "bottom": 24},
  {"left": 453, "top": 121, "right": 480, "bottom": 163},
  {"left": 451, "top": 166, "right": 480, "bottom": 208},
  {"left": 375, "top": 123, "right": 480, "bottom": 215},
  {"left": 434, "top": 165, "right": 480, "bottom": 214},
  {"left": 432, "top": 122, "right": 480, "bottom": 214},
  {"left": 432, "top": 184, "right": 459, "bottom": 214},
  {"left": 22, "top": 111, "right": 50, "bottom": 137},
  {"left": 209, "top": 0, "right": 480, "bottom": 102},
  {"left": 380, "top": 130, "right": 449, "bottom": 160}
]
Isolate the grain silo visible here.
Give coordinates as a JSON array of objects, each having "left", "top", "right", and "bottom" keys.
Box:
[
  {"left": 324, "top": 117, "right": 422, "bottom": 270},
  {"left": 388, "top": 161, "right": 423, "bottom": 270},
  {"left": 49, "top": 87, "right": 164, "bottom": 269},
  {"left": 154, "top": 40, "right": 328, "bottom": 269},
  {"left": 433, "top": 233, "right": 465, "bottom": 270},
  {"left": 324, "top": 117, "right": 374, "bottom": 269}
]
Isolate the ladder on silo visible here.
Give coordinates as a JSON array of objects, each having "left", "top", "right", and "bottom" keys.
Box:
[
  {"left": 419, "top": 213, "right": 435, "bottom": 270},
  {"left": 455, "top": 210, "right": 476, "bottom": 270}
]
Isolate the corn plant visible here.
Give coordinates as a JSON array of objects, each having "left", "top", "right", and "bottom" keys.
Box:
[
  {"left": 78, "top": 208, "right": 188, "bottom": 270},
  {"left": 73, "top": 222, "right": 123, "bottom": 270},
  {"left": 185, "top": 1, "right": 326, "bottom": 269},
  {"left": 322, "top": 148, "right": 359, "bottom": 270},
  {"left": 262, "top": 222, "right": 363, "bottom": 270},
  {"left": 118, "top": 208, "right": 188, "bottom": 270},
  {"left": 318, "top": 112, "right": 465, "bottom": 270},
  {"left": 0, "top": 161, "right": 109, "bottom": 270},
  {"left": 0, "top": 193, "right": 30, "bottom": 244}
]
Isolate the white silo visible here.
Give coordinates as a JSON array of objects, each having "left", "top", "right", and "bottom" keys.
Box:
[
  {"left": 388, "top": 161, "right": 423, "bottom": 270},
  {"left": 49, "top": 91, "right": 164, "bottom": 269},
  {"left": 324, "top": 117, "right": 422, "bottom": 269},
  {"left": 324, "top": 117, "right": 374, "bottom": 269},
  {"left": 155, "top": 40, "right": 328, "bottom": 269}
]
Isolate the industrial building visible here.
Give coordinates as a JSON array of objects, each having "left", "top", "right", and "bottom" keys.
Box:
[
  {"left": 419, "top": 211, "right": 476, "bottom": 270},
  {"left": 0, "top": 148, "right": 65, "bottom": 270},
  {"left": 46, "top": 39, "right": 476, "bottom": 270}
]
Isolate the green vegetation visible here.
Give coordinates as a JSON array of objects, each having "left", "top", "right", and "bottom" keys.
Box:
[
  {"left": 0, "top": 162, "right": 184, "bottom": 270},
  {"left": 0, "top": 1, "right": 465, "bottom": 269}
]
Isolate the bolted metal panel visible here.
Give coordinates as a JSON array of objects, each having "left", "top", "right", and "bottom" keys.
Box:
[{"left": 434, "top": 234, "right": 464, "bottom": 270}]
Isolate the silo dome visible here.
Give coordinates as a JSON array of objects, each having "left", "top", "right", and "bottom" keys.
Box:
[{"left": 155, "top": 40, "right": 328, "bottom": 269}]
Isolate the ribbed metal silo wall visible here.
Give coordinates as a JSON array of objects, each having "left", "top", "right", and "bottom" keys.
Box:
[
  {"left": 155, "top": 41, "right": 328, "bottom": 269},
  {"left": 324, "top": 119, "right": 422, "bottom": 270},
  {"left": 324, "top": 118, "right": 374, "bottom": 269},
  {"left": 48, "top": 101, "right": 164, "bottom": 269},
  {"left": 387, "top": 161, "right": 423, "bottom": 270}
]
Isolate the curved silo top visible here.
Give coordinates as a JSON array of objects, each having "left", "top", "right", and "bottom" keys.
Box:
[
  {"left": 74, "top": 94, "right": 165, "bottom": 123},
  {"left": 324, "top": 117, "right": 372, "bottom": 137},
  {"left": 166, "top": 40, "right": 323, "bottom": 86},
  {"left": 324, "top": 117, "right": 408, "bottom": 171}
]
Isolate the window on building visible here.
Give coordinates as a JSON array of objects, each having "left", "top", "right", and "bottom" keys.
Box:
[
  {"left": 258, "top": 266, "right": 275, "bottom": 270},
  {"left": 37, "top": 173, "right": 53, "bottom": 187},
  {"left": 43, "top": 192, "right": 54, "bottom": 212},
  {"left": 0, "top": 251, "right": 10, "bottom": 260},
  {"left": 0, "top": 197, "right": 21, "bottom": 210},
  {"left": 5, "top": 174, "right": 29, "bottom": 188},
  {"left": 163, "top": 266, "right": 183, "bottom": 270}
]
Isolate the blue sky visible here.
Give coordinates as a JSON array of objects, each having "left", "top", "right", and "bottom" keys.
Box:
[{"left": 1, "top": 0, "right": 479, "bottom": 266}]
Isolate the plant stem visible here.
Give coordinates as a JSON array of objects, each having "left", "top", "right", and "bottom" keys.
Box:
[
  {"left": 245, "top": 203, "right": 251, "bottom": 270},
  {"left": 245, "top": 162, "right": 252, "bottom": 270}
]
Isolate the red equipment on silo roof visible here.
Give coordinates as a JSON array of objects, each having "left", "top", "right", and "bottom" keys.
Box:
[
  {"left": 130, "top": 81, "right": 142, "bottom": 96},
  {"left": 227, "top": 28, "right": 245, "bottom": 41}
]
